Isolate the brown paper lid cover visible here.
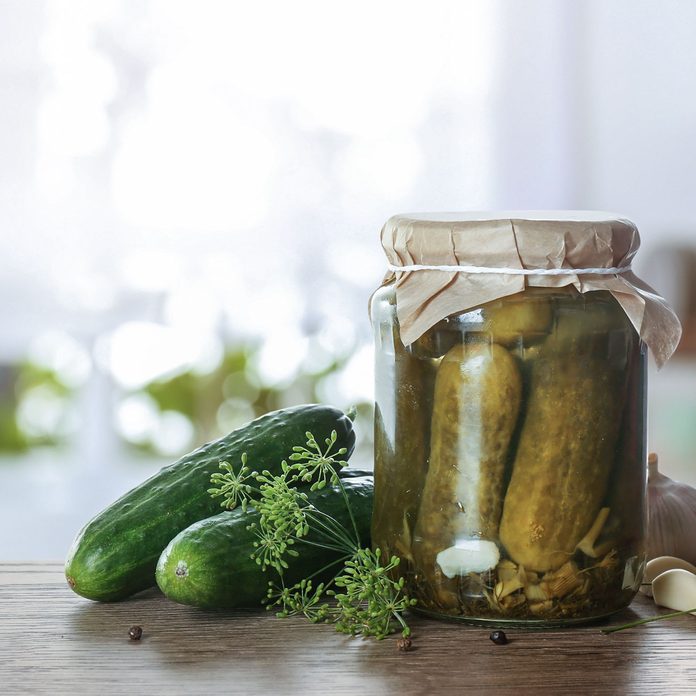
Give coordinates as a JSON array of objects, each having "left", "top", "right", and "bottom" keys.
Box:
[{"left": 378, "top": 211, "right": 681, "bottom": 367}]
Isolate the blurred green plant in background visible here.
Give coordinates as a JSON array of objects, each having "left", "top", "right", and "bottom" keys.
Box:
[
  {"left": 128, "top": 343, "right": 354, "bottom": 455},
  {"left": 0, "top": 365, "right": 26, "bottom": 451},
  {"left": 0, "top": 362, "right": 78, "bottom": 451},
  {"left": 0, "top": 335, "right": 373, "bottom": 463}
]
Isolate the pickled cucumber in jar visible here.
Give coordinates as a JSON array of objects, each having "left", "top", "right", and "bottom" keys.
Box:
[
  {"left": 481, "top": 290, "right": 553, "bottom": 346},
  {"left": 371, "top": 284, "right": 437, "bottom": 564},
  {"left": 585, "top": 329, "right": 647, "bottom": 583},
  {"left": 410, "top": 290, "right": 553, "bottom": 358},
  {"left": 499, "top": 293, "right": 630, "bottom": 573},
  {"left": 412, "top": 341, "right": 522, "bottom": 609}
]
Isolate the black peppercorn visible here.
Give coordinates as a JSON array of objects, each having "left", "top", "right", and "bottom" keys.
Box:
[
  {"left": 397, "top": 637, "right": 413, "bottom": 652},
  {"left": 128, "top": 625, "right": 143, "bottom": 641},
  {"left": 489, "top": 630, "right": 508, "bottom": 645}
]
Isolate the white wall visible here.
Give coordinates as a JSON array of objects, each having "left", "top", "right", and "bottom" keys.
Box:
[{"left": 2, "top": 0, "right": 696, "bottom": 558}]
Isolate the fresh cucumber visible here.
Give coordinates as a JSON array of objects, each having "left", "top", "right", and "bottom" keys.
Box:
[
  {"left": 65, "top": 404, "right": 355, "bottom": 602},
  {"left": 156, "top": 473, "right": 373, "bottom": 608}
]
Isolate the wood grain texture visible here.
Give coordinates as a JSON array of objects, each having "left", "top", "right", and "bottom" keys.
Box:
[{"left": 1, "top": 563, "right": 695, "bottom": 695}]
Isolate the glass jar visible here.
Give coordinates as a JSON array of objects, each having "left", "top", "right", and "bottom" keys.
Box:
[{"left": 369, "top": 212, "right": 677, "bottom": 627}]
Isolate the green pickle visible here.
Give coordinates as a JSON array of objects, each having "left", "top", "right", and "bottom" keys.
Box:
[
  {"left": 412, "top": 342, "right": 521, "bottom": 610},
  {"left": 482, "top": 290, "right": 553, "bottom": 345},
  {"left": 372, "top": 285, "right": 646, "bottom": 625},
  {"left": 499, "top": 299, "right": 629, "bottom": 573},
  {"left": 370, "top": 285, "right": 437, "bottom": 565},
  {"left": 591, "top": 331, "right": 648, "bottom": 593}
]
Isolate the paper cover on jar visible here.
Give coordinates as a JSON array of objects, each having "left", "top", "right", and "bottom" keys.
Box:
[{"left": 376, "top": 211, "right": 682, "bottom": 368}]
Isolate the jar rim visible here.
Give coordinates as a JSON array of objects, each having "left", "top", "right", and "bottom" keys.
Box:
[{"left": 389, "top": 210, "right": 631, "bottom": 225}]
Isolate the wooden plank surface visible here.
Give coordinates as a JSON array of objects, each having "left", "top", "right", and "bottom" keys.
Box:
[{"left": 1, "top": 563, "right": 695, "bottom": 695}]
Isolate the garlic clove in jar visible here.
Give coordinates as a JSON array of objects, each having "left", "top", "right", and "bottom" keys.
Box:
[
  {"left": 435, "top": 539, "right": 500, "bottom": 579},
  {"left": 639, "top": 556, "right": 696, "bottom": 597},
  {"left": 647, "top": 453, "right": 696, "bottom": 566},
  {"left": 651, "top": 568, "right": 696, "bottom": 614}
]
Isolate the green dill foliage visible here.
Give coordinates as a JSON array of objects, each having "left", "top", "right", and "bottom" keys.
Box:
[
  {"left": 208, "top": 453, "right": 253, "bottom": 512},
  {"left": 288, "top": 430, "right": 348, "bottom": 491},
  {"left": 267, "top": 578, "right": 330, "bottom": 623},
  {"left": 208, "top": 430, "right": 416, "bottom": 640},
  {"left": 331, "top": 548, "right": 416, "bottom": 638}
]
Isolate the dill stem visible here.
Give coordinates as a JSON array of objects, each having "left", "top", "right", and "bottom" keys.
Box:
[
  {"left": 307, "top": 509, "right": 357, "bottom": 553},
  {"left": 294, "top": 537, "right": 348, "bottom": 554},
  {"left": 335, "top": 475, "right": 361, "bottom": 547},
  {"left": 601, "top": 607, "right": 696, "bottom": 634},
  {"left": 305, "top": 554, "right": 352, "bottom": 583}
]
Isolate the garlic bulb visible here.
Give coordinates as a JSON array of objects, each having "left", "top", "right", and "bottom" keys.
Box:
[{"left": 647, "top": 453, "right": 696, "bottom": 565}]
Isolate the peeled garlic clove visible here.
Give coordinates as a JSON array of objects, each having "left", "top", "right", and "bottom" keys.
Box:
[
  {"left": 436, "top": 539, "right": 500, "bottom": 579},
  {"left": 639, "top": 556, "right": 696, "bottom": 597},
  {"left": 647, "top": 453, "right": 696, "bottom": 566},
  {"left": 652, "top": 568, "right": 696, "bottom": 614}
]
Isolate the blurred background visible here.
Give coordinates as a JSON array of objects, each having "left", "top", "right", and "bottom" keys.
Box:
[{"left": 2, "top": 0, "right": 696, "bottom": 559}]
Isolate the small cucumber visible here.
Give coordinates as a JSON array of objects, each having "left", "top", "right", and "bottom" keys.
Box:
[
  {"left": 156, "top": 473, "right": 373, "bottom": 608},
  {"left": 65, "top": 404, "right": 355, "bottom": 602},
  {"left": 413, "top": 342, "right": 522, "bottom": 608},
  {"left": 499, "top": 304, "right": 629, "bottom": 572}
]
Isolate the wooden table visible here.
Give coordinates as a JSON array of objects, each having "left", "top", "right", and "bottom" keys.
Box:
[{"left": 2, "top": 563, "right": 695, "bottom": 695}]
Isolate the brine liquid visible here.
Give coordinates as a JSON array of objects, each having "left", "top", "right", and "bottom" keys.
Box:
[{"left": 371, "top": 284, "right": 647, "bottom": 625}]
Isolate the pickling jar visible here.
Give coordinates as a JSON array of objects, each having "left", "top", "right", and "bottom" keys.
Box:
[{"left": 370, "top": 212, "right": 681, "bottom": 626}]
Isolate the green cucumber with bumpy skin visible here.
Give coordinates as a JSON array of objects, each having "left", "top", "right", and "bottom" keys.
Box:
[
  {"left": 65, "top": 404, "right": 355, "bottom": 602},
  {"left": 156, "top": 472, "right": 373, "bottom": 608}
]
